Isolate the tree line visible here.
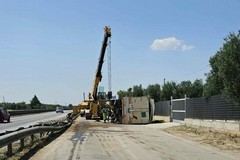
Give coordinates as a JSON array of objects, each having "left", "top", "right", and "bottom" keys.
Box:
[
  {"left": 118, "top": 31, "right": 240, "bottom": 105},
  {"left": 0, "top": 95, "right": 69, "bottom": 110},
  {"left": 117, "top": 79, "right": 203, "bottom": 102}
]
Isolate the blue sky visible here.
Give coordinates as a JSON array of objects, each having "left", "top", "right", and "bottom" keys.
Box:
[{"left": 0, "top": 0, "right": 239, "bottom": 105}]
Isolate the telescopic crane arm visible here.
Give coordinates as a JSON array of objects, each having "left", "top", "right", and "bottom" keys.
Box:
[{"left": 90, "top": 26, "right": 111, "bottom": 101}]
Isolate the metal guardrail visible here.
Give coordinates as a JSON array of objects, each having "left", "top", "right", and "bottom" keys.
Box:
[
  {"left": 0, "top": 112, "right": 74, "bottom": 156},
  {"left": 0, "top": 123, "right": 71, "bottom": 147}
]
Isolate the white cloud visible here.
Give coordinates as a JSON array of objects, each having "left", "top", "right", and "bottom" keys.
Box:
[
  {"left": 181, "top": 44, "right": 195, "bottom": 51},
  {"left": 150, "top": 37, "right": 194, "bottom": 52}
]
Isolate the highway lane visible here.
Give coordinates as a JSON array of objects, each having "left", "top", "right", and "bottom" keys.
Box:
[{"left": 0, "top": 110, "right": 71, "bottom": 133}]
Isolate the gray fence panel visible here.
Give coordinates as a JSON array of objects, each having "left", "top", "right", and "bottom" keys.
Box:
[
  {"left": 172, "top": 112, "right": 185, "bottom": 121},
  {"left": 186, "top": 95, "right": 240, "bottom": 121},
  {"left": 172, "top": 100, "right": 185, "bottom": 110},
  {"left": 172, "top": 98, "right": 186, "bottom": 121},
  {"left": 154, "top": 101, "right": 170, "bottom": 116}
]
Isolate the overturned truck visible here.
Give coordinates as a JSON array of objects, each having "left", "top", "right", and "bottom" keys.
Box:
[{"left": 122, "top": 96, "right": 155, "bottom": 124}]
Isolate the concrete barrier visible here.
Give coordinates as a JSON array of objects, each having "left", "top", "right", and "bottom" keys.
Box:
[
  {"left": 9, "top": 109, "right": 55, "bottom": 116},
  {"left": 184, "top": 118, "right": 240, "bottom": 131}
]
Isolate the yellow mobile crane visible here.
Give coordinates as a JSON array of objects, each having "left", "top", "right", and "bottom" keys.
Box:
[{"left": 73, "top": 26, "right": 112, "bottom": 120}]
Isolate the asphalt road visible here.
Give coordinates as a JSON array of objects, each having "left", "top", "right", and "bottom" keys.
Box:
[
  {"left": 30, "top": 117, "right": 240, "bottom": 160},
  {"left": 0, "top": 110, "right": 71, "bottom": 133}
]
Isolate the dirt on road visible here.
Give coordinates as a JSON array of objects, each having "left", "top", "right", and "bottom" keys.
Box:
[
  {"left": 2, "top": 119, "right": 240, "bottom": 160},
  {"left": 30, "top": 119, "right": 240, "bottom": 160},
  {"left": 164, "top": 124, "right": 240, "bottom": 153}
]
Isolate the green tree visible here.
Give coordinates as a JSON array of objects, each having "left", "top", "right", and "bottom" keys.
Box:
[
  {"left": 144, "top": 84, "right": 161, "bottom": 102},
  {"left": 30, "top": 95, "right": 41, "bottom": 109},
  {"left": 177, "top": 80, "right": 203, "bottom": 98},
  {"left": 117, "top": 88, "right": 133, "bottom": 99},
  {"left": 117, "top": 90, "right": 126, "bottom": 100},
  {"left": 132, "top": 84, "right": 144, "bottom": 97},
  {"left": 177, "top": 81, "right": 192, "bottom": 98},
  {"left": 161, "top": 81, "right": 178, "bottom": 100},
  {"left": 191, "top": 79, "right": 203, "bottom": 98},
  {"left": 203, "top": 53, "right": 224, "bottom": 97},
  {"left": 127, "top": 88, "right": 133, "bottom": 97},
  {"left": 68, "top": 104, "right": 73, "bottom": 109},
  {"left": 204, "top": 31, "right": 240, "bottom": 104}
]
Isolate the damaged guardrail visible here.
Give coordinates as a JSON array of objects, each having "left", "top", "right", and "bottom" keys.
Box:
[{"left": 0, "top": 112, "right": 75, "bottom": 156}]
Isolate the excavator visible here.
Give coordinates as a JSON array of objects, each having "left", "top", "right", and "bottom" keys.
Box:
[{"left": 73, "top": 26, "right": 112, "bottom": 120}]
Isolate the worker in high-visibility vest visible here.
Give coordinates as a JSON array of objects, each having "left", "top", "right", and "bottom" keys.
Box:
[{"left": 102, "top": 106, "right": 108, "bottom": 123}]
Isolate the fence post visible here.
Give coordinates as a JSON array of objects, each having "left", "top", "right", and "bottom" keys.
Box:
[
  {"left": 184, "top": 94, "right": 187, "bottom": 120},
  {"left": 239, "top": 111, "right": 240, "bottom": 132},
  {"left": 170, "top": 96, "right": 173, "bottom": 122},
  {"left": 224, "top": 100, "right": 227, "bottom": 122},
  {"left": 7, "top": 144, "right": 12, "bottom": 156},
  {"left": 211, "top": 101, "right": 214, "bottom": 121},
  {"left": 40, "top": 132, "right": 43, "bottom": 137},
  {"left": 20, "top": 138, "right": 24, "bottom": 150},
  {"left": 31, "top": 135, "right": 34, "bottom": 144}
]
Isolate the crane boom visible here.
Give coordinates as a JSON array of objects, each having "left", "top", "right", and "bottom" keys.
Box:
[
  {"left": 72, "top": 26, "right": 112, "bottom": 119},
  {"left": 91, "top": 26, "right": 111, "bottom": 100}
]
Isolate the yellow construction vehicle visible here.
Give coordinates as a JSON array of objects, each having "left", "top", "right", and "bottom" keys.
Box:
[
  {"left": 72, "top": 100, "right": 88, "bottom": 117},
  {"left": 73, "top": 26, "right": 112, "bottom": 120}
]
